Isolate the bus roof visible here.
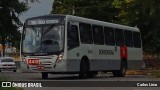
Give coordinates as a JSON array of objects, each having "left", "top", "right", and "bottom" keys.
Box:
[
  {"left": 66, "top": 15, "right": 139, "bottom": 32},
  {"left": 26, "top": 14, "right": 66, "bottom": 21},
  {"left": 25, "top": 14, "right": 139, "bottom": 32}
]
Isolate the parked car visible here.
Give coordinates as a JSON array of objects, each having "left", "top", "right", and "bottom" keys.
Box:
[{"left": 0, "top": 57, "right": 17, "bottom": 72}]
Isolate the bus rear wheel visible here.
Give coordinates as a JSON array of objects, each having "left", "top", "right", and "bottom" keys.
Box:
[
  {"left": 79, "top": 60, "right": 88, "bottom": 79},
  {"left": 113, "top": 61, "right": 127, "bottom": 77},
  {"left": 42, "top": 72, "right": 48, "bottom": 79},
  {"left": 86, "top": 72, "right": 97, "bottom": 78}
]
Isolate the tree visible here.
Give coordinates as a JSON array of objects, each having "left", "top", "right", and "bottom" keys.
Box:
[
  {"left": 112, "top": 0, "right": 160, "bottom": 53},
  {"left": 52, "top": 0, "right": 119, "bottom": 22},
  {"left": 0, "top": 0, "right": 38, "bottom": 56},
  {"left": 52, "top": 0, "right": 160, "bottom": 53}
]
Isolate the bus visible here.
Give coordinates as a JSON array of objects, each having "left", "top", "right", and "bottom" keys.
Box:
[{"left": 20, "top": 14, "right": 143, "bottom": 79}]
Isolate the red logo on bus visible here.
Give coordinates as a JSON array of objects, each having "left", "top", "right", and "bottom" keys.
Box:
[
  {"left": 28, "top": 59, "right": 39, "bottom": 65},
  {"left": 120, "top": 45, "right": 128, "bottom": 60}
]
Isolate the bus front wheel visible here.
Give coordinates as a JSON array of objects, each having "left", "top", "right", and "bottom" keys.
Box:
[
  {"left": 86, "top": 72, "right": 97, "bottom": 78},
  {"left": 42, "top": 72, "right": 48, "bottom": 79},
  {"left": 79, "top": 60, "right": 87, "bottom": 79}
]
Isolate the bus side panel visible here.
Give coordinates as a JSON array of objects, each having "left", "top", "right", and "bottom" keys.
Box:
[
  {"left": 65, "top": 19, "right": 81, "bottom": 72},
  {"left": 67, "top": 48, "right": 81, "bottom": 72},
  {"left": 90, "top": 45, "right": 121, "bottom": 71},
  {"left": 127, "top": 47, "right": 143, "bottom": 69},
  {"left": 67, "top": 46, "right": 89, "bottom": 72}
]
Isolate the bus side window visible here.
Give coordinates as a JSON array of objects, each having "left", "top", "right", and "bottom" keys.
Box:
[
  {"left": 79, "top": 23, "right": 93, "bottom": 44},
  {"left": 133, "top": 32, "right": 141, "bottom": 48},
  {"left": 115, "top": 29, "right": 125, "bottom": 46},
  {"left": 124, "top": 30, "right": 133, "bottom": 47},
  {"left": 104, "top": 27, "right": 115, "bottom": 45},
  {"left": 67, "top": 25, "right": 80, "bottom": 50},
  {"left": 93, "top": 25, "right": 104, "bottom": 45}
]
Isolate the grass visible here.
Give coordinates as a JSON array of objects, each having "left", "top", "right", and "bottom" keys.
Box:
[
  {"left": 126, "top": 69, "right": 160, "bottom": 79},
  {"left": 0, "top": 76, "right": 23, "bottom": 90},
  {"left": 152, "top": 70, "right": 160, "bottom": 78},
  {"left": 126, "top": 70, "right": 146, "bottom": 75}
]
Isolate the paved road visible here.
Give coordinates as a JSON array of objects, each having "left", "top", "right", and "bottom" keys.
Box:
[
  {"left": 0, "top": 69, "right": 157, "bottom": 81},
  {"left": 0, "top": 69, "right": 160, "bottom": 90}
]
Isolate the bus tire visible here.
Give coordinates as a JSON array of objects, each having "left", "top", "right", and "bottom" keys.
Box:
[
  {"left": 13, "top": 70, "right": 16, "bottom": 72},
  {"left": 86, "top": 72, "right": 96, "bottom": 78},
  {"left": 42, "top": 72, "right": 48, "bottom": 79},
  {"left": 113, "top": 61, "right": 127, "bottom": 77},
  {"left": 79, "top": 60, "right": 87, "bottom": 79}
]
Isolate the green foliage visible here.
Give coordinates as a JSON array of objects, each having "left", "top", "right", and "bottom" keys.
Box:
[
  {"left": 0, "top": 0, "right": 27, "bottom": 51},
  {"left": 0, "top": 0, "right": 38, "bottom": 53},
  {"left": 52, "top": 0, "right": 160, "bottom": 53},
  {"left": 112, "top": 0, "right": 160, "bottom": 53},
  {"left": 52, "top": 0, "right": 118, "bottom": 22},
  {"left": 154, "top": 70, "right": 160, "bottom": 78}
]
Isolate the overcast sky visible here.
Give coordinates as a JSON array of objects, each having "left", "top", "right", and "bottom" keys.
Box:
[{"left": 19, "top": 0, "right": 54, "bottom": 23}]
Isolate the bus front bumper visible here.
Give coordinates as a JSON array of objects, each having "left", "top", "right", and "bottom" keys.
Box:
[{"left": 27, "top": 60, "right": 67, "bottom": 72}]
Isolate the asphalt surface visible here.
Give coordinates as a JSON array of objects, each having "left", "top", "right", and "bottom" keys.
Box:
[
  {"left": 0, "top": 69, "right": 157, "bottom": 81},
  {"left": 0, "top": 69, "right": 160, "bottom": 90}
]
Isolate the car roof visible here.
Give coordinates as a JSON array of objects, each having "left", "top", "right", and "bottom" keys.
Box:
[{"left": 0, "top": 57, "right": 14, "bottom": 60}]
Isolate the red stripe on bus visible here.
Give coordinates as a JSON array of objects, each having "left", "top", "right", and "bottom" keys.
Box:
[{"left": 120, "top": 45, "right": 128, "bottom": 60}]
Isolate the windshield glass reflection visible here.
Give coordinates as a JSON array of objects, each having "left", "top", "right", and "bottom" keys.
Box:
[{"left": 22, "top": 25, "right": 64, "bottom": 53}]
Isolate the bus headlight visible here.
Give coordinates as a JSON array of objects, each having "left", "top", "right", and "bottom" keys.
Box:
[
  {"left": 56, "top": 53, "right": 63, "bottom": 63},
  {"left": 22, "top": 58, "right": 27, "bottom": 64}
]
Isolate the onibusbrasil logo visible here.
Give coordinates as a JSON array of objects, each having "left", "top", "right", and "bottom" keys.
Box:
[
  {"left": 1, "top": 82, "right": 42, "bottom": 87},
  {"left": 1, "top": 82, "right": 12, "bottom": 87}
]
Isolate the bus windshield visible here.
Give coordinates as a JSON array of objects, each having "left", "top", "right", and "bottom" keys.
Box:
[{"left": 22, "top": 25, "right": 64, "bottom": 54}]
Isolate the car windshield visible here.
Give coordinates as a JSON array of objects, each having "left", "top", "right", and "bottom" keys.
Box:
[
  {"left": 1, "top": 59, "right": 14, "bottom": 62},
  {"left": 22, "top": 25, "right": 64, "bottom": 54}
]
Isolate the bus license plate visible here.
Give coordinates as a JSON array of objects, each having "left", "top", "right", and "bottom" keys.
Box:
[
  {"left": 37, "top": 66, "right": 44, "bottom": 70},
  {"left": 28, "top": 59, "right": 39, "bottom": 65}
]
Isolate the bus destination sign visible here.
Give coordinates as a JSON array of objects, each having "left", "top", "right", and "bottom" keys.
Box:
[{"left": 27, "top": 19, "right": 59, "bottom": 25}]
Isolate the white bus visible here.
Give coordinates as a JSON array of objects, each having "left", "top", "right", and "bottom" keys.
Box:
[{"left": 20, "top": 14, "right": 143, "bottom": 79}]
